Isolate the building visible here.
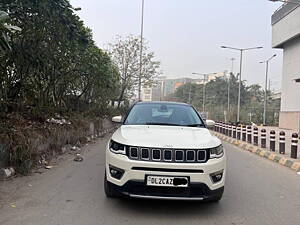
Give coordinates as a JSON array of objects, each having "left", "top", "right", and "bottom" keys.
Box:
[
  {"left": 272, "top": 3, "right": 300, "bottom": 131},
  {"left": 141, "top": 72, "right": 227, "bottom": 102},
  {"left": 141, "top": 76, "right": 166, "bottom": 102}
]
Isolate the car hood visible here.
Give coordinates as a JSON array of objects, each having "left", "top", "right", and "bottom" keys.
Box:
[{"left": 111, "top": 125, "right": 221, "bottom": 149}]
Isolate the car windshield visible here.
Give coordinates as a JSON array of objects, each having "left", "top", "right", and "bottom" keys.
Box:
[{"left": 124, "top": 103, "right": 204, "bottom": 127}]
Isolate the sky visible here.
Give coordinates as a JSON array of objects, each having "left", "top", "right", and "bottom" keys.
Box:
[{"left": 70, "top": 0, "right": 284, "bottom": 91}]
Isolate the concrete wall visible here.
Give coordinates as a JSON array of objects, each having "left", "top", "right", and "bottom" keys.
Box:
[
  {"left": 0, "top": 118, "right": 114, "bottom": 169},
  {"left": 280, "top": 38, "right": 300, "bottom": 112},
  {"left": 272, "top": 6, "right": 300, "bottom": 48},
  {"left": 272, "top": 5, "right": 300, "bottom": 131},
  {"left": 279, "top": 111, "right": 300, "bottom": 131},
  {"left": 279, "top": 37, "right": 300, "bottom": 131}
]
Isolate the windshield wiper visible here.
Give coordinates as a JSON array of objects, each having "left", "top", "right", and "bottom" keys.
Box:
[{"left": 146, "top": 122, "right": 181, "bottom": 126}]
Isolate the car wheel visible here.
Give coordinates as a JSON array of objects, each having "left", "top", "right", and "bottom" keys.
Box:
[
  {"left": 209, "top": 193, "right": 223, "bottom": 203},
  {"left": 104, "top": 171, "right": 117, "bottom": 198}
]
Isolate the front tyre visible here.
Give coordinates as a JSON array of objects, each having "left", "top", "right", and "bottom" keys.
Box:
[
  {"left": 208, "top": 188, "right": 224, "bottom": 203},
  {"left": 209, "top": 194, "right": 223, "bottom": 203},
  {"left": 104, "top": 171, "right": 117, "bottom": 198}
]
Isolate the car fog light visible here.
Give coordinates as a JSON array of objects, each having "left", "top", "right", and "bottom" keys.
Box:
[
  {"left": 109, "top": 165, "right": 124, "bottom": 180},
  {"left": 210, "top": 170, "right": 223, "bottom": 183}
]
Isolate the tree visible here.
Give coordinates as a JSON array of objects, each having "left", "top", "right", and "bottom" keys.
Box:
[
  {"left": 109, "top": 35, "right": 160, "bottom": 107},
  {"left": 172, "top": 74, "right": 280, "bottom": 125},
  {"left": 0, "top": 0, "right": 119, "bottom": 116}
]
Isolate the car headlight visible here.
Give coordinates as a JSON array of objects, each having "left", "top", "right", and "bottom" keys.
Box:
[
  {"left": 210, "top": 145, "right": 224, "bottom": 159},
  {"left": 109, "top": 140, "right": 126, "bottom": 155}
]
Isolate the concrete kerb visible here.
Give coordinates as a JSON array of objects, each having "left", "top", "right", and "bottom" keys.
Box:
[{"left": 212, "top": 131, "right": 300, "bottom": 173}]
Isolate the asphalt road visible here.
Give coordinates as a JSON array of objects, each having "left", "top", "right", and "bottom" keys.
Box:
[{"left": 1, "top": 133, "right": 300, "bottom": 225}]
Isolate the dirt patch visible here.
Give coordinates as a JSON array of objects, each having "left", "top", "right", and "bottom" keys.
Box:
[{"left": 0, "top": 112, "right": 113, "bottom": 175}]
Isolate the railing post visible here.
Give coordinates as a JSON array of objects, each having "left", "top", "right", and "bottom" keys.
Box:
[
  {"left": 225, "top": 124, "right": 228, "bottom": 136},
  {"left": 279, "top": 131, "right": 285, "bottom": 154},
  {"left": 291, "top": 133, "right": 298, "bottom": 159},
  {"left": 242, "top": 125, "right": 247, "bottom": 142},
  {"left": 237, "top": 125, "right": 241, "bottom": 140},
  {"left": 247, "top": 125, "right": 252, "bottom": 143},
  {"left": 253, "top": 127, "right": 258, "bottom": 146},
  {"left": 270, "top": 130, "right": 276, "bottom": 152},
  {"left": 261, "top": 129, "right": 266, "bottom": 148},
  {"left": 229, "top": 125, "right": 232, "bottom": 137},
  {"left": 233, "top": 125, "right": 237, "bottom": 138}
]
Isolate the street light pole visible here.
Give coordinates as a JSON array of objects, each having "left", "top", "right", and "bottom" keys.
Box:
[
  {"left": 260, "top": 54, "right": 277, "bottom": 125},
  {"left": 237, "top": 50, "right": 243, "bottom": 123},
  {"left": 188, "top": 82, "right": 192, "bottom": 104},
  {"left": 138, "top": 0, "right": 145, "bottom": 101},
  {"left": 221, "top": 46, "right": 263, "bottom": 122},
  {"left": 203, "top": 75, "right": 206, "bottom": 112},
  {"left": 228, "top": 58, "right": 235, "bottom": 113}
]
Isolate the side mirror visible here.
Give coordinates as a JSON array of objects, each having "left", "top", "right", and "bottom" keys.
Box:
[
  {"left": 206, "top": 119, "right": 215, "bottom": 127},
  {"left": 112, "top": 116, "right": 122, "bottom": 123}
]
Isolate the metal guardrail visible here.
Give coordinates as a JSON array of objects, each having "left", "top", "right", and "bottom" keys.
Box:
[{"left": 272, "top": 3, "right": 300, "bottom": 25}]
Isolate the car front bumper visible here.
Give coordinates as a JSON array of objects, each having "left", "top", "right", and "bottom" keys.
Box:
[
  {"left": 106, "top": 147, "right": 226, "bottom": 200},
  {"left": 106, "top": 180, "right": 224, "bottom": 200}
]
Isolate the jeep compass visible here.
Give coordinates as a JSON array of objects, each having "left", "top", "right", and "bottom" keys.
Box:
[{"left": 105, "top": 101, "right": 226, "bottom": 201}]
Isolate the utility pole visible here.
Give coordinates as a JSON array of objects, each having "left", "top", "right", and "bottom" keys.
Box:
[
  {"left": 221, "top": 46, "right": 263, "bottom": 122},
  {"left": 228, "top": 58, "right": 235, "bottom": 112},
  {"left": 188, "top": 82, "right": 192, "bottom": 104},
  {"left": 192, "top": 72, "right": 218, "bottom": 116},
  {"left": 260, "top": 54, "right": 277, "bottom": 125},
  {"left": 138, "top": 0, "right": 145, "bottom": 101}
]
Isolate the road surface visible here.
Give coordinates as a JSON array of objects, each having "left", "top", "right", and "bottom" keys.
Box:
[{"left": 0, "top": 133, "right": 300, "bottom": 225}]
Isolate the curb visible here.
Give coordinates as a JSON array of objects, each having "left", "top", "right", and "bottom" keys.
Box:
[{"left": 212, "top": 131, "right": 300, "bottom": 173}]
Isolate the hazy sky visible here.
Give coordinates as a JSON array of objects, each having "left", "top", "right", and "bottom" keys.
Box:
[{"left": 70, "top": 0, "right": 283, "bottom": 91}]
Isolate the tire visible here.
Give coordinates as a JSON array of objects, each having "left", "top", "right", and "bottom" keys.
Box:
[
  {"left": 207, "top": 187, "right": 224, "bottom": 203},
  {"left": 104, "top": 171, "right": 117, "bottom": 198},
  {"left": 208, "top": 191, "right": 223, "bottom": 203},
  {"left": 209, "top": 194, "right": 223, "bottom": 203}
]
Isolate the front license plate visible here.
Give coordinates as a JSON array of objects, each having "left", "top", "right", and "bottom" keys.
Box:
[{"left": 146, "top": 176, "right": 189, "bottom": 187}]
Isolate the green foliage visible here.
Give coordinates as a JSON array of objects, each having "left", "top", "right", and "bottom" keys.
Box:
[
  {"left": 173, "top": 74, "right": 280, "bottom": 125},
  {"left": 0, "top": 0, "right": 119, "bottom": 116}
]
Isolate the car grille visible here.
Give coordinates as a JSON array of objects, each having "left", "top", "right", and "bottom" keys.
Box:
[{"left": 126, "top": 147, "right": 209, "bottom": 163}]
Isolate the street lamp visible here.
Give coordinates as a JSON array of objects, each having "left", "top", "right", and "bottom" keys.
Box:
[
  {"left": 192, "top": 72, "right": 218, "bottom": 114},
  {"left": 138, "top": 0, "right": 145, "bottom": 101},
  {"left": 221, "top": 45, "right": 263, "bottom": 122},
  {"left": 260, "top": 54, "right": 277, "bottom": 125}
]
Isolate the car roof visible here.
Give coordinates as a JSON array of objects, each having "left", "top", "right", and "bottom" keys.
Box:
[{"left": 136, "top": 101, "right": 191, "bottom": 106}]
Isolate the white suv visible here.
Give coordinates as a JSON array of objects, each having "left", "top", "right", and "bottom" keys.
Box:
[{"left": 105, "top": 102, "right": 226, "bottom": 201}]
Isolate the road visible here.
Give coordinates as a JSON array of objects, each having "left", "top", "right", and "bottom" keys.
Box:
[{"left": 0, "top": 133, "right": 300, "bottom": 225}]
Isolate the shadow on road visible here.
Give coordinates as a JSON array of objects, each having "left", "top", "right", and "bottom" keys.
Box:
[{"left": 110, "top": 197, "right": 224, "bottom": 218}]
